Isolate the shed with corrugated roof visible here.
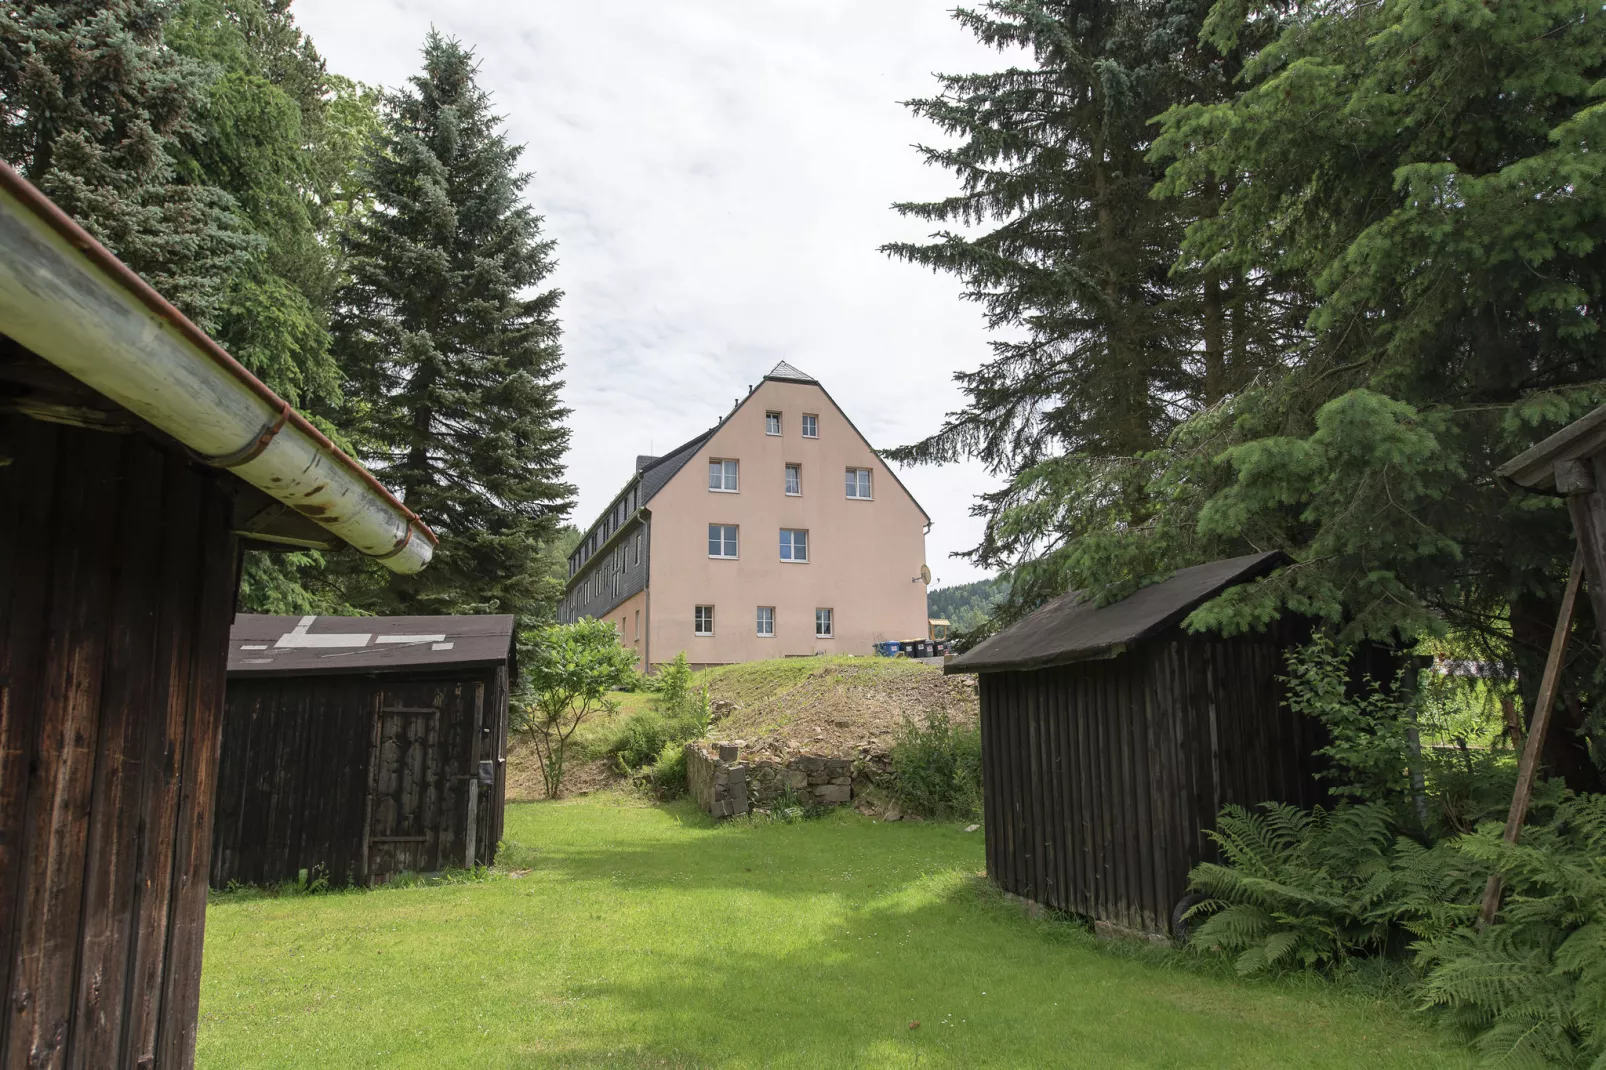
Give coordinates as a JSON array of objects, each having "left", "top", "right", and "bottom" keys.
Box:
[
  {"left": 211, "top": 614, "right": 515, "bottom": 888},
  {"left": 945, "top": 552, "right": 1327, "bottom": 938}
]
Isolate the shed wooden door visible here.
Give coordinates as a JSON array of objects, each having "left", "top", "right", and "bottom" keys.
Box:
[{"left": 360, "top": 680, "right": 482, "bottom": 882}]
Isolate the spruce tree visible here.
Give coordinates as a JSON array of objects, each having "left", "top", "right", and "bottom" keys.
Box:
[
  {"left": 884, "top": 0, "right": 1285, "bottom": 621},
  {"left": 333, "top": 32, "right": 574, "bottom": 624},
  {"left": 0, "top": 0, "right": 254, "bottom": 329}
]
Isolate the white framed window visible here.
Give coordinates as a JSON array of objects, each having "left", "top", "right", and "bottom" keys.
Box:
[
  {"left": 785, "top": 463, "right": 801, "bottom": 496},
  {"left": 708, "top": 523, "right": 738, "bottom": 559},
  {"left": 756, "top": 606, "right": 775, "bottom": 636},
  {"left": 708, "top": 458, "right": 739, "bottom": 492},
  {"left": 846, "top": 467, "right": 872, "bottom": 499},
  {"left": 815, "top": 608, "right": 833, "bottom": 638},
  {"left": 765, "top": 411, "right": 782, "bottom": 436},
  {"left": 780, "top": 528, "right": 808, "bottom": 562},
  {"left": 801, "top": 414, "right": 818, "bottom": 438},
  {"left": 694, "top": 605, "right": 714, "bottom": 636}
]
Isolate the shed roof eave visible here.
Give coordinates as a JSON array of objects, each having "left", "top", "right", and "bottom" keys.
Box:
[
  {"left": 1496, "top": 403, "right": 1606, "bottom": 491},
  {"left": 0, "top": 161, "right": 435, "bottom": 573},
  {"left": 944, "top": 643, "right": 1126, "bottom": 675}
]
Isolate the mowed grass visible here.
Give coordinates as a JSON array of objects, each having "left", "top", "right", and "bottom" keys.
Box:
[{"left": 197, "top": 795, "right": 1471, "bottom": 1069}]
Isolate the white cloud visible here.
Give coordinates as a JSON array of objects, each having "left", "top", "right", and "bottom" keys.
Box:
[{"left": 294, "top": 0, "right": 1007, "bottom": 586}]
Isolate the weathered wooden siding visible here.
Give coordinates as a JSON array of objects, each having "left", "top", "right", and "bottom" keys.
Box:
[
  {"left": 0, "top": 413, "right": 238, "bottom": 1069},
  {"left": 979, "top": 628, "right": 1325, "bottom": 936},
  {"left": 211, "top": 669, "right": 502, "bottom": 888}
]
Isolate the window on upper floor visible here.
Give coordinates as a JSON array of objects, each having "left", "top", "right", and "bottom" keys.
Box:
[
  {"left": 694, "top": 605, "right": 714, "bottom": 636},
  {"left": 780, "top": 528, "right": 808, "bottom": 562},
  {"left": 708, "top": 458, "right": 738, "bottom": 492},
  {"left": 815, "top": 607, "right": 833, "bottom": 638},
  {"left": 765, "top": 411, "right": 781, "bottom": 436},
  {"left": 708, "top": 524, "right": 738, "bottom": 559},
  {"left": 846, "top": 467, "right": 872, "bottom": 499},
  {"left": 801, "top": 414, "right": 818, "bottom": 438},
  {"left": 785, "top": 463, "right": 801, "bottom": 496},
  {"left": 756, "top": 606, "right": 775, "bottom": 636}
]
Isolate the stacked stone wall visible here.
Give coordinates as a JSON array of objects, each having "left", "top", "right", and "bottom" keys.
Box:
[{"left": 684, "top": 742, "right": 861, "bottom": 818}]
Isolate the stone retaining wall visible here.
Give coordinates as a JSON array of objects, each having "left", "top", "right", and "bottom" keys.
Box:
[{"left": 685, "top": 742, "right": 860, "bottom": 818}]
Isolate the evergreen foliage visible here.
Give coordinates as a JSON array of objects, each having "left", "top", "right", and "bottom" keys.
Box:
[
  {"left": 899, "top": 0, "right": 1606, "bottom": 783},
  {"left": 333, "top": 32, "right": 574, "bottom": 624},
  {"left": 884, "top": 0, "right": 1293, "bottom": 624},
  {"left": 0, "top": 0, "right": 256, "bottom": 327}
]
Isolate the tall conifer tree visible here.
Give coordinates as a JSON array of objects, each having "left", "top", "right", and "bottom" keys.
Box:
[
  {"left": 334, "top": 32, "right": 574, "bottom": 623},
  {"left": 885, "top": 0, "right": 1284, "bottom": 619}
]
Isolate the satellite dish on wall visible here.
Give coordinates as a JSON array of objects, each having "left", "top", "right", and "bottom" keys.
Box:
[{"left": 918, "top": 564, "right": 931, "bottom": 585}]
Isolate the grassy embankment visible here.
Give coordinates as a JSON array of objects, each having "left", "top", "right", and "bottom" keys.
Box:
[{"left": 198, "top": 793, "right": 1471, "bottom": 1069}]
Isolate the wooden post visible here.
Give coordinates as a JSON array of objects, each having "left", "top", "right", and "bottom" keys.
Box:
[{"left": 1478, "top": 544, "right": 1584, "bottom": 926}]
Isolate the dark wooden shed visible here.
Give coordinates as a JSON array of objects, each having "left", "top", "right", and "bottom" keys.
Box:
[
  {"left": 0, "top": 164, "right": 435, "bottom": 1066},
  {"left": 946, "top": 551, "right": 1326, "bottom": 938},
  {"left": 211, "top": 614, "right": 514, "bottom": 888}
]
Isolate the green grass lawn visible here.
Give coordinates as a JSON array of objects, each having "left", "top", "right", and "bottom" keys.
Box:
[{"left": 197, "top": 795, "right": 1471, "bottom": 1069}]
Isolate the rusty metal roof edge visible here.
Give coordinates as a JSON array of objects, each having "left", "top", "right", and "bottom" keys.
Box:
[{"left": 0, "top": 160, "right": 438, "bottom": 551}]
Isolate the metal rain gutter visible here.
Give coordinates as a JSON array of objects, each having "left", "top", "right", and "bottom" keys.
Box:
[{"left": 0, "top": 161, "right": 436, "bottom": 573}]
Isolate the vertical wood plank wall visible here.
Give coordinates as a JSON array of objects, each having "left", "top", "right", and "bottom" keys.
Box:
[
  {"left": 211, "top": 670, "right": 504, "bottom": 888},
  {"left": 0, "top": 414, "right": 237, "bottom": 1069},
  {"left": 979, "top": 630, "right": 1324, "bottom": 936}
]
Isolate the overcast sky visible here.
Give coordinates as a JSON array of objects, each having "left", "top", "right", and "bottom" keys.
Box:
[{"left": 294, "top": 0, "right": 1007, "bottom": 586}]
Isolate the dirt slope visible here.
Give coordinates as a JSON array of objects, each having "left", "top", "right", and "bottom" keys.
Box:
[{"left": 700, "top": 655, "right": 977, "bottom": 760}]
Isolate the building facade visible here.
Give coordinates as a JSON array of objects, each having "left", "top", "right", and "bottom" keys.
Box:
[{"left": 560, "top": 362, "right": 931, "bottom": 669}]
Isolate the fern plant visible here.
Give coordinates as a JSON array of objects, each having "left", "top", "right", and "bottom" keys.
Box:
[
  {"left": 1415, "top": 794, "right": 1606, "bottom": 1069},
  {"left": 1187, "top": 802, "right": 1483, "bottom": 975}
]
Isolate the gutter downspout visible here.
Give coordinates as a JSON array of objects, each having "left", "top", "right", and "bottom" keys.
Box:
[{"left": 0, "top": 162, "right": 435, "bottom": 573}]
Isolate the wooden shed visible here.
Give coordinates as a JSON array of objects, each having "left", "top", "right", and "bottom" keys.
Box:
[
  {"left": 946, "top": 551, "right": 1326, "bottom": 938},
  {"left": 210, "top": 614, "right": 514, "bottom": 887},
  {"left": 0, "top": 164, "right": 434, "bottom": 1065}
]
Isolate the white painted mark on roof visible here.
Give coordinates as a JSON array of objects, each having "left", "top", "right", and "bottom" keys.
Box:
[
  {"left": 274, "top": 615, "right": 372, "bottom": 649},
  {"left": 376, "top": 634, "right": 447, "bottom": 645},
  {"left": 241, "top": 658, "right": 274, "bottom": 664},
  {"left": 240, "top": 644, "right": 268, "bottom": 651},
  {"left": 431, "top": 642, "right": 454, "bottom": 651}
]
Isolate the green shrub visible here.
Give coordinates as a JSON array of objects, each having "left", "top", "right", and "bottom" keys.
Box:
[
  {"left": 644, "top": 740, "right": 688, "bottom": 799},
  {"left": 652, "top": 651, "right": 710, "bottom": 735},
  {"left": 890, "top": 710, "right": 983, "bottom": 820},
  {"left": 611, "top": 710, "right": 672, "bottom": 770}
]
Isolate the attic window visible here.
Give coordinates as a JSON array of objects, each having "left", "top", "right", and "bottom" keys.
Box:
[
  {"left": 765, "top": 411, "right": 781, "bottom": 435},
  {"left": 801, "top": 414, "right": 818, "bottom": 438},
  {"left": 708, "top": 458, "right": 738, "bottom": 492}
]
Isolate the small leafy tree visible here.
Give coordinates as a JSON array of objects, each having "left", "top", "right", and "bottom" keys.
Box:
[
  {"left": 1283, "top": 635, "right": 1417, "bottom": 810},
  {"left": 514, "top": 619, "right": 635, "bottom": 798}
]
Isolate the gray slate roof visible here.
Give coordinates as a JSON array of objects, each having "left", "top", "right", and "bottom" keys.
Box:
[
  {"left": 228, "top": 614, "right": 514, "bottom": 676},
  {"left": 765, "top": 360, "right": 817, "bottom": 383},
  {"left": 946, "top": 551, "right": 1289, "bottom": 674},
  {"left": 1497, "top": 404, "right": 1606, "bottom": 491}
]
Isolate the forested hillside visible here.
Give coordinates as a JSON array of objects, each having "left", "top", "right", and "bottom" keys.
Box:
[{"left": 927, "top": 577, "right": 1007, "bottom": 634}]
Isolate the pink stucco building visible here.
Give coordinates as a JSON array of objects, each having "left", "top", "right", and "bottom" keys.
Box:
[{"left": 559, "top": 362, "right": 931, "bottom": 670}]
